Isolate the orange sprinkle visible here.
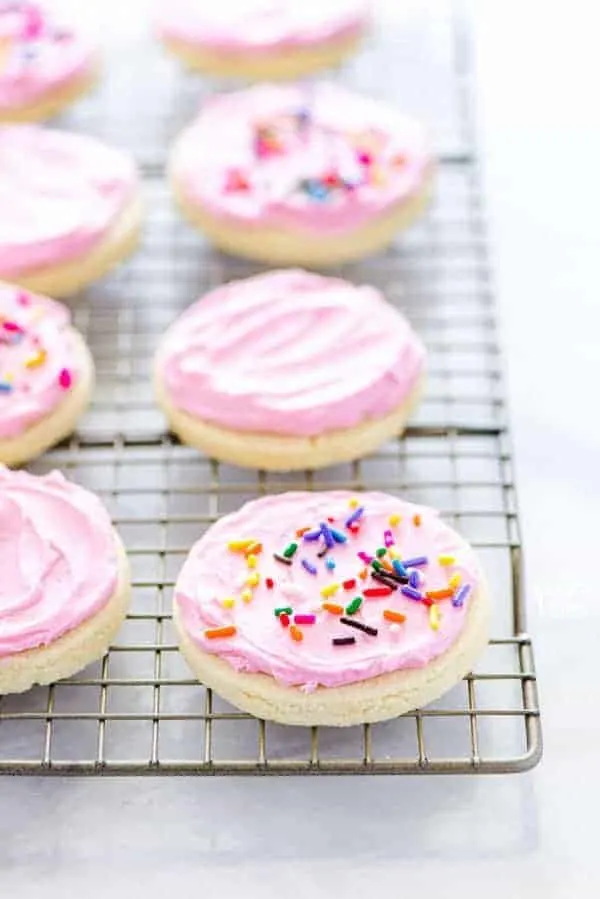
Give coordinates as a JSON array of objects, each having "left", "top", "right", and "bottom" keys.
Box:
[
  {"left": 205, "top": 626, "right": 236, "bottom": 639},
  {"left": 322, "top": 602, "right": 344, "bottom": 615},
  {"left": 383, "top": 609, "right": 406, "bottom": 623},
  {"left": 290, "top": 625, "right": 303, "bottom": 642},
  {"left": 426, "top": 588, "right": 454, "bottom": 600},
  {"left": 380, "top": 559, "right": 394, "bottom": 573},
  {"left": 245, "top": 542, "right": 262, "bottom": 556},
  {"left": 358, "top": 568, "right": 368, "bottom": 581},
  {"left": 296, "top": 527, "right": 311, "bottom": 538},
  {"left": 413, "top": 514, "right": 422, "bottom": 527}
]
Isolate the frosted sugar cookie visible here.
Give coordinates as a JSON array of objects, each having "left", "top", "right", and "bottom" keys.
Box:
[
  {"left": 155, "top": 269, "right": 425, "bottom": 470},
  {"left": 173, "top": 492, "right": 490, "bottom": 725}
]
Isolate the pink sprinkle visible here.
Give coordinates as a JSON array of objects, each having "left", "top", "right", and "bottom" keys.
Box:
[
  {"left": 384, "top": 529, "right": 394, "bottom": 547},
  {"left": 357, "top": 151, "right": 373, "bottom": 166},
  {"left": 293, "top": 614, "right": 316, "bottom": 625},
  {"left": 16, "top": 291, "right": 31, "bottom": 307},
  {"left": 358, "top": 551, "right": 373, "bottom": 564},
  {"left": 23, "top": 8, "right": 44, "bottom": 40},
  {"left": 58, "top": 368, "right": 72, "bottom": 389},
  {"left": 2, "top": 321, "right": 22, "bottom": 333}
]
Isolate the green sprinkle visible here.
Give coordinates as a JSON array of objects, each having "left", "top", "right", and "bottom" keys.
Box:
[
  {"left": 274, "top": 606, "right": 293, "bottom": 616},
  {"left": 345, "top": 597, "right": 363, "bottom": 616},
  {"left": 283, "top": 542, "right": 298, "bottom": 559},
  {"left": 376, "top": 547, "right": 387, "bottom": 558},
  {"left": 372, "top": 560, "right": 383, "bottom": 573}
]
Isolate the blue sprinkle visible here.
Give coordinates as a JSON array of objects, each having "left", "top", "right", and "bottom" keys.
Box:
[
  {"left": 401, "top": 585, "right": 423, "bottom": 601},
  {"left": 409, "top": 570, "right": 420, "bottom": 589},
  {"left": 392, "top": 559, "right": 408, "bottom": 577},
  {"left": 303, "top": 528, "right": 322, "bottom": 542},
  {"left": 452, "top": 584, "right": 471, "bottom": 608},
  {"left": 319, "top": 523, "right": 335, "bottom": 549},
  {"left": 330, "top": 527, "right": 348, "bottom": 544},
  {"left": 0, "top": 381, "right": 13, "bottom": 393},
  {"left": 345, "top": 506, "right": 364, "bottom": 528},
  {"left": 402, "top": 556, "right": 428, "bottom": 568},
  {"left": 325, "top": 557, "right": 336, "bottom": 570},
  {"left": 303, "top": 180, "right": 329, "bottom": 201},
  {"left": 301, "top": 559, "right": 318, "bottom": 576}
]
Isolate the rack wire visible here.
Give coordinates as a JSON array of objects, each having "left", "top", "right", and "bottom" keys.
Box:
[{"left": 0, "top": 0, "right": 542, "bottom": 774}]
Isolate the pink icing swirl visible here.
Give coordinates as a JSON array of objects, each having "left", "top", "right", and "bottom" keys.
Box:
[
  {"left": 0, "top": 2, "right": 95, "bottom": 110},
  {"left": 158, "top": 269, "right": 425, "bottom": 436},
  {"left": 173, "top": 82, "right": 433, "bottom": 234},
  {"left": 157, "top": 0, "right": 369, "bottom": 52},
  {"left": 175, "top": 491, "right": 482, "bottom": 691},
  {"left": 0, "top": 282, "right": 81, "bottom": 439},
  {"left": 0, "top": 125, "right": 138, "bottom": 276},
  {"left": 0, "top": 467, "right": 119, "bottom": 656}
]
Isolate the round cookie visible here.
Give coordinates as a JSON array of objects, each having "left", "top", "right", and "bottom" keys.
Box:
[
  {"left": 169, "top": 82, "right": 433, "bottom": 266},
  {"left": 173, "top": 491, "right": 491, "bottom": 726},
  {"left": 0, "top": 125, "right": 141, "bottom": 297},
  {"left": 0, "top": 466, "right": 130, "bottom": 694},
  {"left": 154, "top": 269, "right": 425, "bottom": 470},
  {"left": 156, "top": 0, "right": 370, "bottom": 81},
  {"left": 0, "top": 2, "right": 98, "bottom": 123},
  {"left": 0, "top": 282, "right": 94, "bottom": 466}
]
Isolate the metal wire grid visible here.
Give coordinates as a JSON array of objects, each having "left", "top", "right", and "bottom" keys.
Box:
[{"left": 0, "top": 1, "right": 542, "bottom": 774}]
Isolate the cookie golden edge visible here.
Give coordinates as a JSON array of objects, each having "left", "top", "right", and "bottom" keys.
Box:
[
  {"left": 160, "top": 29, "right": 365, "bottom": 81},
  {"left": 0, "top": 61, "right": 100, "bottom": 124},
  {"left": 0, "top": 535, "right": 131, "bottom": 694},
  {"left": 0, "top": 328, "right": 94, "bottom": 467},
  {"left": 169, "top": 165, "right": 434, "bottom": 266},
  {"left": 154, "top": 358, "right": 425, "bottom": 470},
  {"left": 8, "top": 193, "right": 143, "bottom": 299},
  {"left": 172, "top": 564, "right": 491, "bottom": 727}
]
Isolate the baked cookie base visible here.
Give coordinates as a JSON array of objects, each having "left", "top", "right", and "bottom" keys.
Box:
[
  {"left": 154, "top": 370, "right": 424, "bottom": 471},
  {"left": 0, "top": 328, "right": 94, "bottom": 467},
  {"left": 170, "top": 171, "right": 433, "bottom": 266},
  {"left": 173, "top": 574, "right": 491, "bottom": 727},
  {"left": 7, "top": 194, "right": 143, "bottom": 299},
  {"left": 161, "top": 30, "right": 364, "bottom": 81},
  {"left": 0, "top": 536, "right": 130, "bottom": 695},
  {"left": 0, "top": 63, "right": 99, "bottom": 124}
]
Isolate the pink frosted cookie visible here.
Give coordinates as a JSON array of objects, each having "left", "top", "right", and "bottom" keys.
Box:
[
  {"left": 154, "top": 269, "right": 425, "bottom": 470},
  {"left": 156, "top": 0, "right": 370, "bottom": 81},
  {"left": 170, "top": 82, "right": 434, "bottom": 266},
  {"left": 0, "top": 125, "right": 141, "bottom": 296},
  {"left": 0, "top": 2, "right": 97, "bottom": 122},
  {"left": 174, "top": 492, "right": 490, "bottom": 725},
  {"left": 0, "top": 467, "right": 130, "bottom": 694},
  {"left": 0, "top": 282, "right": 94, "bottom": 466}
]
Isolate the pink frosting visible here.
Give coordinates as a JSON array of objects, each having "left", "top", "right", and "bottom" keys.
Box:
[
  {"left": 0, "top": 125, "right": 137, "bottom": 276},
  {"left": 0, "top": 2, "right": 95, "bottom": 110},
  {"left": 175, "top": 491, "right": 482, "bottom": 691},
  {"left": 0, "top": 466, "right": 119, "bottom": 656},
  {"left": 157, "top": 0, "right": 369, "bottom": 52},
  {"left": 173, "top": 82, "right": 432, "bottom": 235},
  {"left": 158, "top": 270, "right": 425, "bottom": 437},
  {"left": 0, "top": 282, "right": 82, "bottom": 439}
]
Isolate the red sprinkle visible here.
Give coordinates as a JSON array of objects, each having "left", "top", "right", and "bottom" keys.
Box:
[
  {"left": 224, "top": 168, "right": 250, "bottom": 192},
  {"left": 58, "top": 368, "right": 72, "bottom": 389},
  {"left": 364, "top": 587, "right": 393, "bottom": 598},
  {"left": 342, "top": 579, "right": 357, "bottom": 590},
  {"left": 266, "top": 577, "right": 274, "bottom": 590},
  {"left": 323, "top": 171, "right": 339, "bottom": 187},
  {"left": 327, "top": 516, "right": 335, "bottom": 523},
  {"left": 279, "top": 613, "right": 290, "bottom": 628},
  {"left": 348, "top": 524, "right": 360, "bottom": 535},
  {"left": 422, "top": 597, "right": 434, "bottom": 607}
]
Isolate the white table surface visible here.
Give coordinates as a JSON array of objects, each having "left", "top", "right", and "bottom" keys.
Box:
[{"left": 2, "top": 1, "right": 596, "bottom": 893}]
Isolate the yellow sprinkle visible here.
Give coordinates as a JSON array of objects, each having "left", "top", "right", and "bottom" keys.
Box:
[
  {"left": 246, "top": 554, "right": 258, "bottom": 569},
  {"left": 388, "top": 548, "right": 400, "bottom": 560},
  {"left": 349, "top": 498, "right": 359, "bottom": 508},
  {"left": 246, "top": 572, "right": 260, "bottom": 588},
  {"left": 25, "top": 349, "right": 47, "bottom": 369},
  {"left": 227, "top": 539, "right": 255, "bottom": 552},
  {"left": 438, "top": 554, "right": 456, "bottom": 567},
  {"left": 320, "top": 583, "right": 340, "bottom": 598},
  {"left": 3, "top": 372, "right": 13, "bottom": 383},
  {"left": 429, "top": 605, "right": 441, "bottom": 631},
  {"left": 449, "top": 572, "right": 462, "bottom": 589},
  {"left": 388, "top": 514, "right": 401, "bottom": 526},
  {"left": 221, "top": 597, "right": 236, "bottom": 609},
  {"left": 241, "top": 589, "right": 253, "bottom": 604}
]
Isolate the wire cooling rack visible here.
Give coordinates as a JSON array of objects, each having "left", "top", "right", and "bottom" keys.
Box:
[{"left": 0, "top": 0, "right": 542, "bottom": 774}]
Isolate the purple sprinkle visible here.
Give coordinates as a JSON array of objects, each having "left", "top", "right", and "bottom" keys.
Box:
[
  {"left": 294, "top": 614, "right": 316, "bottom": 625},
  {"left": 409, "top": 570, "right": 421, "bottom": 589},
  {"left": 303, "top": 528, "right": 323, "bottom": 542},
  {"left": 330, "top": 527, "right": 348, "bottom": 544},
  {"left": 402, "top": 556, "right": 428, "bottom": 568},
  {"left": 401, "top": 585, "right": 423, "bottom": 601},
  {"left": 301, "top": 559, "right": 318, "bottom": 576},
  {"left": 319, "top": 522, "right": 335, "bottom": 549},
  {"left": 345, "top": 506, "right": 364, "bottom": 528},
  {"left": 452, "top": 584, "right": 471, "bottom": 608},
  {"left": 392, "top": 560, "right": 408, "bottom": 577},
  {"left": 384, "top": 529, "right": 394, "bottom": 547},
  {"left": 358, "top": 551, "right": 373, "bottom": 565}
]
